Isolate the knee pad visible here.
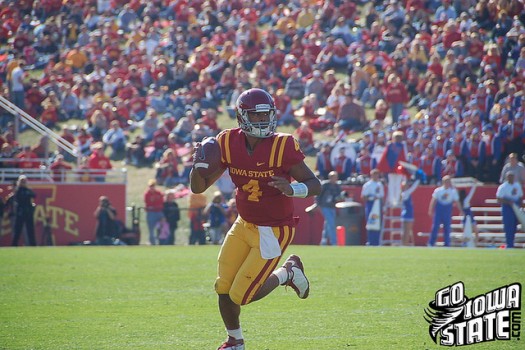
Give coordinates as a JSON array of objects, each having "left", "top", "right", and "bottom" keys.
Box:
[
  {"left": 216, "top": 278, "right": 254, "bottom": 306},
  {"left": 214, "top": 276, "right": 231, "bottom": 296}
]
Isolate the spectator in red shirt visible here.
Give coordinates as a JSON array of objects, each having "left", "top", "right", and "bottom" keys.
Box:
[
  {"left": 374, "top": 99, "right": 388, "bottom": 121},
  {"left": 287, "top": 34, "right": 304, "bottom": 59},
  {"left": 273, "top": 88, "right": 296, "bottom": 127},
  {"left": 88, "top": 142, "right": 113, "bottom": 182},
  {"left": 263, "top": 47, "right": 286, "bottom": 77},
  {"left": 339, "top": 1, "right": 357, "bottom": 23},
  {"left": 294, "top": 121, "right": 315, "bottom": 156},
  {"left": 40, "top": 0, "right": 62, "bottom": 16},
  {"left": 355, "top": 146, "right": 377, "bottom": 175},
  {"left": 337, "top": 90, "right": 367, "bottom": 131},
  {"left": 481, "top": 44, "right": 502, "bottom": 73},
  {"left": 40, "top": 101, "right": 59, "bottom": 128},
  {"left": 384, "top": 74, "right": 409, "bottom": 124},
  {"left": 15, "top": 145, "right": 39, "bottom": 169},
  {"left": 151, "top": 126, "right": 170, "bottom": 162},
  {"left": 144, "top": 179, "right": 164, "bottom": 245},
  {"left": 60, "top": 126, "right": 76, "bottom": 146},
  {"left": 317, "top": 38, "right": 348, "bottom": 70},
  {"left": 236, "top": 39, "right": 262, "bottom": 72},
  {"left": 323, "top": 69, "right": 339, "bottom": 99},
  {"left": 441, "top": 21, "right": 462, "bottom": 53},
  {"left": 3, "top": 10, "right": 21, "bottom": 36},
  {"left": 199, "top": 108, "right": 220, "bottom": 132},
  {"left": 465, "top": 31, "right": 485, "bottom": 68},
  {"left": 30, "top": 136, "right": 49, "bottom": 159},
  {"left": 24, "top": 82, "right": 46, "bottom": 118},
  {"left": 427, "top": 54, "right": 443, "bottom": 79},
  {"left": 49, "top": 154, "right": 73, "bottom": 182},
  {"left": 117, "top": 78, "right": 139, "bottom": 101},
  {"left": 155, "top": 148, "right": 181, "bottom": 187}
]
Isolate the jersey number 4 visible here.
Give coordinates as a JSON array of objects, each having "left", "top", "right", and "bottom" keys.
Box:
[{"left": 242, "top": 180, "right": 262, "bottom": 202}]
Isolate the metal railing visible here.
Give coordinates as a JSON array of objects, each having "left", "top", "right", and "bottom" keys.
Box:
[
  {"left": 0, "top": 167, "right": 127, "bottom": 184},
  {"left": 0, "top": 95, "right": 79, "bottom": 159}
]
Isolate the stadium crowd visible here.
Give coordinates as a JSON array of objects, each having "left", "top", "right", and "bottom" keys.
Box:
[{"left": 0, "top": 0, "right": 524, "bottom": 189}]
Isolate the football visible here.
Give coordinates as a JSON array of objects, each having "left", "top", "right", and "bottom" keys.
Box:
[{"left": 193, "top": 137, "right": 222, "bottom": 178}]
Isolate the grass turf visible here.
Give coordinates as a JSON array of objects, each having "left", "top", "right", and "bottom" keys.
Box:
[{"left": 1, "top": 246, "right": 523, "bottom": 349}]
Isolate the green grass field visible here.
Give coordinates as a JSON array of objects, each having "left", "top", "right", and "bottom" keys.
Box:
[{"left": 1, "top": 246, "right": 523, "bottom": 350}]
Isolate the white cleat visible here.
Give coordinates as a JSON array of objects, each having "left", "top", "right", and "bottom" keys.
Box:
[{"left": 282, "top": 254, "right": 310, "bottom": 299}]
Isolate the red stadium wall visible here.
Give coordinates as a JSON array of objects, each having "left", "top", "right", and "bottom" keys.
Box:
[
  {"left": 293, "top": 185, "right": 499, "bottom": 246},
  {"left": 0, "top": 184, "right": 126, "bottom": 246}
]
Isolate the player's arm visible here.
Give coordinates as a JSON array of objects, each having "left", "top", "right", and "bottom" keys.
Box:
[
  {"left": 189, "top": 167, "right": 224, "bottom": 194},
  {"left": 268, "top": 161, "right": 321, "bottom": 197}
]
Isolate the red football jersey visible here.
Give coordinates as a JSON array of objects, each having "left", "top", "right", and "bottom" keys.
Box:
[{"left": 217, "top": 129, "right": 305, "bottom": 227}]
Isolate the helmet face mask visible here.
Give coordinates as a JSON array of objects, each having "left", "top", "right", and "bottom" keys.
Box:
[{"left": 236, "top": 88, "right": 277, "bottom": 138}]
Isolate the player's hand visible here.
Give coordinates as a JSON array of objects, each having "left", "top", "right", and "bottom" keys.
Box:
[
  {"left": 190, "top": 142, "right": 206, "bottom": 180},
  {"left": 268, "top": 176, "right": 293, "bottom": 196},
  {"left": 191, "top": 142, "right": 203, "bottom": 165}
]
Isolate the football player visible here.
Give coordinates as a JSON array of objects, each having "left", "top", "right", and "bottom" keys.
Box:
[{"left": 190, "top": 88, "right": 321, "bottom": 350}]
